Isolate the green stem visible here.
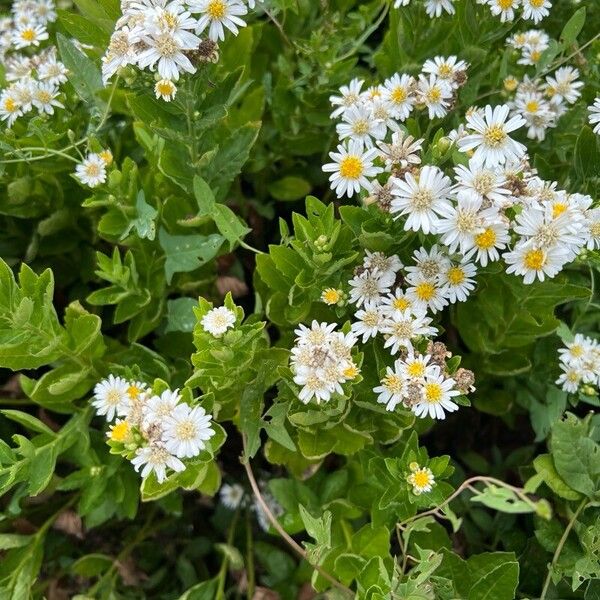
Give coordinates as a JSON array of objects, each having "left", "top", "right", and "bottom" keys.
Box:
[
  {"left": 245, "top": 509, "right": 255, "bottom": 600},
  {"left": 216, "top": 507, "right": 241, "bottom": 600},
  {"left": 539, "top": 499, "right": 588, "bottom": 600}
]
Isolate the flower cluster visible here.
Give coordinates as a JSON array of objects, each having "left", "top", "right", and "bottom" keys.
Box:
[
  {"left": 290, "top": 321, "right": 360, "bottom": 404},
  {"left": 323, "top": 55, "right": 469, "bottom": 198},
  {"left": 504, "top": 31, "right": 583, "bottom": 141},
  {"left": 102, "top": 0, "right": 262, "bottom": 101},
  {"left": 92, "top": 375, "right": 215, "bottom": 483},
  {"left": 393, "top": 0, "right": 551, "bottom": 23},
  {"left": 556, "top": 334, "right": 600, "bottom": 395},
  {"left": 0, "top": 0, "right": 67, "bottom": 127}
]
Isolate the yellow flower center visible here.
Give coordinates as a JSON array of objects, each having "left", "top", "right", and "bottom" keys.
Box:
[
  {"left": 391, "top": 87, "right": 407, "bottom": 103},
  {"left": 483, "top": 125, "right": 507, "bottom": 148},
  {"left": 4, "top": 97, "right": 17, "bottom": 112},
  {"left": 530, "top": 0, "right": 544, "bottom": 7},
  {"left": 406, "top": 362, "right": 425, "bottom": 378},
  {"left": 525, "top": 100, "right": 539, "bottom": 113},
  {"left": 207, "top": 0, "right": 226, "bottom": 18},
  {"left": 524, "top": 249, "right": 545, "bottom": 270},
  {"left": 106, "top": 390, "right": 121, "bottom": 406},
  {"left": 412, "top": 470, "right": 432, "bottom": 487},
  {"left": 176, "top": 421, "right": 197, "bottom": 441},
  {"left": 353, "top": 119, "right": 370, "bottom": 135},
  {"left": 339, "top": 156, "right": 363, "bottom": 179},
  {"left": 127, "top": 385, "right": 141, "bottom": 399},
  {"left": 383, "top": 374, "right": 404, "bottom": 394},
  {"left": 21, "top": 28, "right": 36, "bottom": 42},
  {"left": 475, "top": 228, "right": 497, "bottom": 250},
  {"left": 110, "top": 421, "right": 130, "bottom": 442},
  {"left": 343, "top": 365, "right": 359, "bottom": 379},
  {"left": 447, "top": 267, "right": 465, "bottom": 285},
  {"left": 322, "top": 288, "right": 341, "bottom": 305},
  {"left": 393, "top": 297, "right": 411, "bottom": 311},
  {"left": 531, "top": 50, "right": 541, "bottom": 63},
  {"left": 570, "top": 345, "right": 583, "bottom": 357},
  {"left": 498, "top": 0, "right": 514, "bottom": 9},
  {"left": 412, "top": 189, "right": 433, "bottom": 209},
  {"left": 157, "top": 80, "right": 175, "bottom": 95},
  {"left": 552, "top": 203, "right": 567, "bottom": 218},
  {"left": 503, "top": 77, "right": 518, "bottom": 92},
  {"left": 426, "top": 87, "right": 442, "bottom": 103},
  {"left": 590, "top": 222, "right": 600, "bottom": 237},
  {"left": 85, "top": 163, "right": 102, "bottom": 177},
  {"left": 415, "top": 282, "right": 435, "bottom": 301},
  {"left": 424, "top": 382, "right": 443, "bottom": 403},
  {"left": 99, "top": 150, "right": 113, "bottom": 165},
  {"left": 438, "top": 64, "right": 453, "bottom": 78}
]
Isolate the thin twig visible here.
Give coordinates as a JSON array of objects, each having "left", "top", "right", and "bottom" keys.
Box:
[
  {"left": 539, "top": 499, "right": 588, "bottom": 600},
  {"left": 240, "top": 434, "right": 354, "bottom": 597}
]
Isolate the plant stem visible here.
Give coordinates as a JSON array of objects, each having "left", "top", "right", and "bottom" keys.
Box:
[
  {"left": 245, "top": 509, "right": 255, "bottom": 600},
  {"left": 216, "top": 507, "right": 241, "bottom": 600},
  {"left": 241, "top": 434, "right": 354, "bottom": 597},
  {"left": 539, "top": 499, "right": 588, "bottom": 600}
]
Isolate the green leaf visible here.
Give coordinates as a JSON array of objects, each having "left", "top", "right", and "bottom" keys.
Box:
[
  {"left": 551, "top": 413, "right": 600, "bottom": 498},
  {"left": 56, "top": 33, "right": 103, "bottom": 104},
  {"left": 533, "top": 453, "right": 582, "bottom": 501},
  {"left": 268, "top": 176, "right": 312, "bottom": 201},
  {"left": 165, "top": 298, "right": 198, "bottom": 333},
  {"left": 158, "top": 228, "right": 224, "bottom": 284},
  {"left": 121, "top": 190, "right": 158, "bottom": 241},
  {"left": 574, "top": 126, "right": 600, "bottom": 180},
  {"left": 0, "top": 410, "right": 55, "bottom": 436},
  {"left": 178, "top": 578, "right": 218, "bottom": 600},
  {"left": 468, "top": 559, "right": 519, "bottom": 600},
  {"left": 470, "top": 485, "right": 537, "bottom": 514},
  {"left": 560, "top": 7, "right": 586, "bottom": 46}
]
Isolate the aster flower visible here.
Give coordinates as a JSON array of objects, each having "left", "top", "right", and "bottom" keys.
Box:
[
  {"left": 191, "top": 0, "right": 248, "bottom": 42},
  {"left": 162, "top": 403, "right": 215, "bottom": 458},
  {"left": 131, "top": 442, "right": 185, "bottom": 483},
  {"left": 201, "top": 306, "right": 236, "bottom": 336},
  {"left": 412, "top": 366, "right": 460, "bottom": 420},
  {"left": 75, "top": 154, "right": 107, "bottom": 188}
]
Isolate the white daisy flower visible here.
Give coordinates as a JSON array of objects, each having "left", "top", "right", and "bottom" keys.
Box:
[
  {"left": 406, "top": 275, "right": 449, "bottom": 314},
  {"left": 131, "top": 443, "right": 185, "bottom": 483},
  {"left": 407, "top": 464, "right": 435, "bottom": 494},
  {"left": 38, "top": 57, "right": 69, "bottom": 86},
  {"left": 556, "top": 365, "right": 582, "bottom": 394},
  {"left": 201, "top": 306, "right": 236, "bottom": 336},
  {"left": 0, "top": 90, "right": 22, "bottom": 126},
  {"left": 163, "top": 403, "right": 215, "bottom": 458},
  {"left": 13, "top": 23, "right": 48, "bottom": 48},
  {"left": 453, "top": 159, "right": 512, "bottom": 207},
  {"left": 380, "top": 288, "right": 413, "bottom": 315},
  {"left": 191, "top": 0, "right": 248, "bottom": 42},
  {"left": 220, "top": 483, "right": 245, "bottom": 509},
  {"left": 351, "top": 307, "right": 386, "bottom": 342},
  {"left": 404, "top": 245, "right": 451, "bottom": 281},
  {"left": 92, "top": 375, "right": 130, "bottom": 421},
  {"left": 32, "top": 81, "right": 63, "bottom": 114},
  {"left": 412, "top": 366, "right": 460, "bottom": 420},
  {"left": 417, "top": 74, "right": 452, "bottom": 119},
  {"left": 546, "top": 67, "right": 583, "bottom": 106},
  {"left": 376, "top": 131, "right": 423, "bottom": 172},
  {"left": 374, "top": 361, "right": 407, "bottom": 411},
  {"left": 382, "top": 73, "right": 416, "bottom": 121},
  {"left": 488, "top": 0, "right": 519, "bottom": 22},
  {"left": 422, "top": 55, "right": 468, "bottom": 86},
  {"left": 363, "top": 251, "right": 403, "bottom": 284},
  {"left": 400, "top": 349, "right": 437, "bottom": 381},
  {"left": 439, "top": 260, "right": 477, "bottom": 303},
  {"left": 522, "top": 0, "right": 551, "bottom": 23},
  {"left": 102, "top": 26, "right": 141, "bottom": 83},
  {"left": 380, "top": 308, "right": 437, "bottom": 354},
  {"left": 75, "top": 154, "right": 107, "bottom": 188},
  {"left": 143, "top": 389, "right": 181, "bottom": 425},
  {"left": 155, "top": 78, "right": 177, "bottom": 101},
  {"left": 588, "top": 97, "right": 600, "bottom": 135},
  {"left": 424, "top": 0, "right": 455, "bottom": 17},
  {"left": 348, "top": 269, "right": 391, "bottom": 308},
  {"left": 458, "top": 104, "right": 527, "bottom": 168},
  {"left": 390, "top": 166, "right": 453, "bottom": 234},
  {"left": 584, "top": 208, "right": 600, "bottom": 249},
  {"left": 465, "top": 219, "right": 511, "bottom": 266},
  {"left": 504, "top": 241, "right": 569, "bottom": 284},
  {"left": 336, "top": 103, "right": 386, "bottom": 149},
  {"left": 329, "top": 78, "right": 364, "bottom": 119},
  {"left": 137, "top": 31, "right": 196, "bottom": 81},
  {"left": 322, "top": 140, "right": 383, "bottom": 199}
]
